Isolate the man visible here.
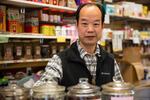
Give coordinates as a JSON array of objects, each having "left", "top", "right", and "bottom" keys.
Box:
[{"left": 34, "top": 3, "right": 123, "bottom": 88}]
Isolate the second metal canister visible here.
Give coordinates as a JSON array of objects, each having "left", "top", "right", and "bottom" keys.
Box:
[
  {"left": 66, "top": 78, "right": 101, "bottom": 100},
  {"left": 101, "top": 81, "right": 134, "bottom": 100}
]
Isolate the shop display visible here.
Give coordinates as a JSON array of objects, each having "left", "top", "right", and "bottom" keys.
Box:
[
  {"left": 66, "top": 78, "right": 101, "bottom": 100},
  {"left": 0, "top": 0, "right": 150, "bottom": 94},
  {"left": 101, "top": 81, "right": 134, "bottom": 100},
  {"left": 32, "top": 81, "right": 65, "bottom": 100}
]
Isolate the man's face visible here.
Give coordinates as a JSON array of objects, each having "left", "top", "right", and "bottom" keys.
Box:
[{"left": 77, "top": 6, "right": 103, "bottom": 47}]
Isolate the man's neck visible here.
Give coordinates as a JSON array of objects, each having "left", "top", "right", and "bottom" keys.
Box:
[{"left": 80, "top": 43, "right": 96, "bottom": 54}]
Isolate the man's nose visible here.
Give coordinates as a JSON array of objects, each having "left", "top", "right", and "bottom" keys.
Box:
[{"left": 87, "top": 25, "right": 94, "bottom": 32}]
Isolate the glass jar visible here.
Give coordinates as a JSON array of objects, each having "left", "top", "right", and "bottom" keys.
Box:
[
  {"left": 13, "top": 40, "right": 23, "bottom": 60},
  {"left": 23, "top": 40, "right": 33, "bottom": 59},
  {"left": 32, "top": 81, "right": 65, "bottom": 100},
  {"left": 3, "top": 43, "right": 14, "bottom": 60},
  {"left": 101, "top": 81, "right": 135, "bottom": 100},
  {"left": 66, "top": 78, "right": 101, "bottom": 100},
  {"left": 0, "top": 80, "right": 30, "bottom": 100},
  {"left": 32, "top": 40, "right": 41, "bottom": 59},
  {"left": 41, "top": 44, "right": 50, "bottom": 58}
]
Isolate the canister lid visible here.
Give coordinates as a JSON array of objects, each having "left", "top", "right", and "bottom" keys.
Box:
[
  {"left": 32, "top": 81, "right": 65, "bottom": 93},
  {"left": 67, "top": 78, "right": 100, "bottom": 94},
  {"left": 0, "top": 81, "right": 27, "bottom": 96},
  {"left": 102, "top": 81, "right": 134, "bottom": 92}
]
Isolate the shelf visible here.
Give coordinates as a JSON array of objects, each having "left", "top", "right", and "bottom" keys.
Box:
[
  {"left": 0, "top": 32, "right": 71, "bottom": 39},
  {"left": 0, "top": 58, "right": 49, "bottom": 64},
  {"left": 0, "top": 58, "right": 49, "bottom": 70},
  {"left": 39, "top": 21, "right": 64, "bottom": 25},
  {"left": 110, "top": 15, "right": 150, "bottom": 23},
  {"left": 0, "top": 0, "right": 76, "bottom": 12},
  {"left": 141, "top": 53, "right": 150, "bottom": 58},
  {"left": 113, "top": 0, "right": 150, "bottom": 5}
]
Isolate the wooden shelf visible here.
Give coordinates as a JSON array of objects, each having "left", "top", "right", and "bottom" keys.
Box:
[
  {"left": 113, "top": 0, "right": 150, "bottom": 5},
  {"left": 0, "top": 0, "right": 76, "bottom": 12},
  {"left": 141, "top": 53, "right": 150, "bottom": 58},
  {"left": 110, "top": 15, "right": 150, "bottom": 23},
  {"left": 0, "top": 58, "right": 49, "bottom": 70},
  {"left": 0, "top": 32, "right": 71, "bottom": 39}
]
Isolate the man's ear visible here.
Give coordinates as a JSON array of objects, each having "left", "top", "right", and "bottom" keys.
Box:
[
  {"left": 75, "top": 20, "right": 78, "bottom": 27},
  {"left": 102, "top": 23, "right": 104, "bottom": 28}
]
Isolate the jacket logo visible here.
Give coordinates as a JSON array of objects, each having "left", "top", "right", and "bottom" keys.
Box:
[{"left": 101, "top": 72, "right": 110, "bottom": 75}]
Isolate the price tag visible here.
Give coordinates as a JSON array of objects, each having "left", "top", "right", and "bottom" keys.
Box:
[
  {"left": 0, "top": 37, "right": 9, "bottom": 43},
  {"left": 104, "top": 14, "right": 110, "bottom": 24},
  {"left": 99, "top": 41, "right": 106, "bottom": 46},
  {"left": 111, "top": 96, "right": 133, "bottom": 100},
  {"left": 133, "top": 37, "right": 140, "bottom": 44},
  {"left": 57, "top": 36, "right": 66, "bottom": 43}
]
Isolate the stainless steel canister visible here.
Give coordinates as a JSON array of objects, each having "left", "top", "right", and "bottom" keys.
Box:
[
  {"left": 101, "top": 81, "right": 134, "bottom": 100},
  {"left": 32, "top": 81, "right": 65, "bottom": 100},
  {"left": 0, "top": 81, "right": 29, "bottom": 100},
  {"left": 66, "top": 78, "right": 101, "bottom": 100}
]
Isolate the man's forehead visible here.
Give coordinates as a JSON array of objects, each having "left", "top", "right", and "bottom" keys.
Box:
[{"left": 79, "top": 17, "right": 101, "bottom": 21}]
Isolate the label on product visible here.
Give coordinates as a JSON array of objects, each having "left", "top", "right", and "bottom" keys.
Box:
[
  {"left": 6, "top": 47, "right": 12, "bottom": 55},
  {"left": 104, "top": 14, "right": 110, "bottom": 24},
  {"left": 16, "top": 46, "right": 22, "bottom": 56},
  {"left": 57, "top": 36, "right": 66, "bottom": 43},
  {"left": 36, "top": 46, "right": 40, "bottom": 55},
  {"left": 111, "top": 96, "right": 133, "bottom": 100},
  {"left": 26, "top": 48, "right": 31, "bottom": 55},
  {"left": 0, "top": 37, "right": 8, "bottom": 43},
  {"left": 133, "top": 37, "right": 140, "bottom": 44}
]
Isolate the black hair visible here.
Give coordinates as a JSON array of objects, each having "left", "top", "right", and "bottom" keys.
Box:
[{"left": 75, "top": 3, "right": 106, "bottom": 24}]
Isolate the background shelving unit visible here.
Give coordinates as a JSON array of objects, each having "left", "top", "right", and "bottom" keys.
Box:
[
  {"left": 0, "top": 0, "right": 75, "bottom": 74},
  {"left": 0, "top": 0, "right": 76, "bottom": 12}
]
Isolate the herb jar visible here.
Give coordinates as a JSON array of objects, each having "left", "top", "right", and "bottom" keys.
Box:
[
  {"left": 66, "top": 78, "right": 101, "bottom": 100},
  {"left": 32, "top": 81, "right": 65, "bottom": 100},
  {"left": 0, "top": 80, "right": 30, "bottom": 100},
  {"left": 101, "top": 81, "right": 135, "bottom": 100}
]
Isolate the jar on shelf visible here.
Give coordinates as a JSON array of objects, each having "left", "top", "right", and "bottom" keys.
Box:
[
  {"left": 101, "top": 81, "right": 135, "bottom": 100},
  {"left": 13, "top": 40, "right": 23, "bottom": 60},
  {"left": 32, "top": 81, "right": 65, "bottom": 100},
  {"left": 41, "top": 44, "right": 50, "bottom": 58},
  {"left": 41, "top": 8, "right": 49, "bottom": 21},
  {"left": 49, "top": 40, "right": 57, "bottom": 57},
  {"left": 3, "top": 43, "right": 14, "bottom": 60},
  {"left": 66, "top": 78, "right": 101, "bottom": 100},
  {"left": 57, "top": 43, "right": 65, "bottom": 52},
  {"left": 32, "top": 40, "right": 41, "bottom": 59},
  {"left": 23, "top": 40, "right": 33, "bottom": 59}
]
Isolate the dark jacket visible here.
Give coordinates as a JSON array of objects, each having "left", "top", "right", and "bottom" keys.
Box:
[{"left": 57, "top": 41, "right": 114, "bottom": 88}]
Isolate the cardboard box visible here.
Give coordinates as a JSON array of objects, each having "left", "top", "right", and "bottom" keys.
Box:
[
  {"left": 119, "top": 60, "right": 144, "bottom": 84},
  {"left": 123, "top": 46, "right": 141, "bottom": 63}
]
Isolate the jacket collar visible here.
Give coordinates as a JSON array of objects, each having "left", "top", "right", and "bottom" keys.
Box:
[{"left": 67, "top": 41, "right": 107, "bottom": 63}]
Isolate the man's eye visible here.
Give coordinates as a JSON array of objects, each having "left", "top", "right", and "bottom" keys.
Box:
[
  {"left": 82, "top": 23, "right": 88, "bottom": 26},
  {"left": 94, "top": 23, "right": 100, "bottom": 26}
]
